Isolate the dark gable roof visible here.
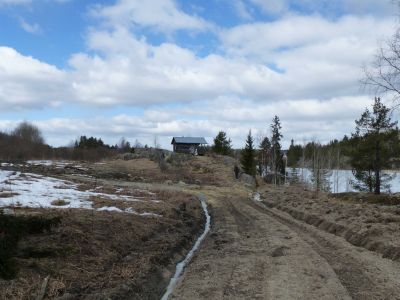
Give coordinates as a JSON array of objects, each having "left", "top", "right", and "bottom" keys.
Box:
[{"left": 171, "top": 137, "right": 208, "bottom": 144}]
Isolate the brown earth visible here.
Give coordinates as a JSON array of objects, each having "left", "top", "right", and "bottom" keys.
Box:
[
  {"left": 13, "top": 154, "right": 234, "bottom": 187},
  {"left": 170, "top": 185, "right": 400, "bottom": 299},
  {"left": 0, "top": 158, "right": 208, "bottom": 300},
  {"left": 3, "top": 155, "right": 400, "bottom": 299}
]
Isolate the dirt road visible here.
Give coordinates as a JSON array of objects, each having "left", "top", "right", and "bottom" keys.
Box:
[{"left": 170, "top": 192, "right": 400, "bottom": 299}]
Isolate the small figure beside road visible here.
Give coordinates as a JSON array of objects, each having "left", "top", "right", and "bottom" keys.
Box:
[{"left": 234, "top": 165, "right": 240, "bottom": 179}]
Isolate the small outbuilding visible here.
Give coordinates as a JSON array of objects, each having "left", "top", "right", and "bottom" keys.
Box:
[{"left": 171, "top": 137, "right": 208, "bottom": 155}]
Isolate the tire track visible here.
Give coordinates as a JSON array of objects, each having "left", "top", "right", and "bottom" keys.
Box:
[{"left": 248, "top": 199, "right": 400, "bottom": 300}]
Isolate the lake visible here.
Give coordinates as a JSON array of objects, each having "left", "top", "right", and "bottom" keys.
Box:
[{"left": 289, "top": 168, "right": 400, "bottom": 193}]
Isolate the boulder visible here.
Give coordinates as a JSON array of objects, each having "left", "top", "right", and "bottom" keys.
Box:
[{"left": 240, "top": 173, "right": 256, "bottom": 187}]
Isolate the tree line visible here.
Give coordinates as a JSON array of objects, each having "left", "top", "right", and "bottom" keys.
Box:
[
  {"left": 2, "top": 96, "right": 399, "bottom": 196},
  {"left": 211, "top": 115, "right": 286, "bottom": 185},
  {"left": 211, "top": 97, "right": 399, "bottom": 195},
  {"left": 0, "top": 122, "right": 138, "bottom": 161},
  {"left": 284, "top": 98, "right": 399, "bottom": 194}
]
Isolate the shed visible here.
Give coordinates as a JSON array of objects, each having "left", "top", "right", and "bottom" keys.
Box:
[{"left": 171, "top": 137, "right": 208, "bottom": 155}]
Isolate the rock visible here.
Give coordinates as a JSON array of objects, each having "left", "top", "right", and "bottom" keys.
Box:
[
  {"left": 239, "top": 173, "right": 256, "bottom": 187},
  {"left": 271, "top": 246, "right": 290, "bottom": 257},
  {"left": 164, "top": 180, "right": 173, "bottom": 185},
  {"left": 122, "top": 255, "right": 134, "bottom": 262},
  {"left": 55, "top": 293, "right": 76, "bottom": 300}
]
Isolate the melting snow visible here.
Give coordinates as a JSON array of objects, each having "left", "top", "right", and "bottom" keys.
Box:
[
  {"left": 253, "top": 192, "right": 261, "bottom": 202},
  {"left": 97, "top": 206, "right": 124, "bottom": 213},
  {"left": 0, "top": 170, "right": 160, "bottom": 216},
  {"left": 161, "top": 194, "right": 210, "bottom": 300},
  {"left": 26, "top": 160, "right": 88, "bottom": 170},
  {"left": 0, "top": 163, "right": 14, "bottom": 167}
]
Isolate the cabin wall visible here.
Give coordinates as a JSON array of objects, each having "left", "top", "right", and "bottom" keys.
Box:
[{"left": 173, "top": 143, "right": 200, "bottom": 154}]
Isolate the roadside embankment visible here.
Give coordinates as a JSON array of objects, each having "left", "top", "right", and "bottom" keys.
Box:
[{"left": 259, "top": 184, "right": 400, "bottom": 261}]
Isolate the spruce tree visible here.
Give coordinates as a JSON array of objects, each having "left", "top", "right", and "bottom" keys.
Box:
[{"left": 241, "top": 130, "right": 256, "bottom": 176}]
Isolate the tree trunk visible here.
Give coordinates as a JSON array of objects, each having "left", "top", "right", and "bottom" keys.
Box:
[
  {"left": 368, "top": 170, "right": 373, "bottom": 193},
  {"left": 374, "top": 140, "right": 381, "bottom": 194}
]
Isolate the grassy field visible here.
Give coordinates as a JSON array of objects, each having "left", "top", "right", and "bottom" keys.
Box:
[{"left": 0, "top": 154, "right": 232, "bottom": 299}]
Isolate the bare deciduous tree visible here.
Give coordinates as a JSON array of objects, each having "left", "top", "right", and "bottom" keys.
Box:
[
  {"left": 12, "top": 121, "right": 44, "bottom": 144},
  {"left": 363, "top": 26, "right": 400, "bottom": 106}
]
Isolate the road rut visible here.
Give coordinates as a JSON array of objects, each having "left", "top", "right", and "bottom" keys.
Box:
[{"left": 170, "top": 193, "right": 400, "bottom": 299}]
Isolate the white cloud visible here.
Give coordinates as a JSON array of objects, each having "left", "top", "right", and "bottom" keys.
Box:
[
  {"left": 233, "top": 0, "right": 253, "bottom": 20},
  {"left": 5, "top": 4, "right": 383, "bottom": 110},
  {"left": 69, "top": 26, "right": 275, "bottom": 105},
  {"left": 1, "top": 12, "right": 392, "bottom": 123},
  {"left": 219, "top": 15, "right": 396, "bottom": 99},
  {"left": 0, "top": 94, "right": 375, "bottom": 149},
  {"left": 0, "top": 47, "right": 70, "bottom": 110},
  {"left": 0, "top": 1, "right": 398, "bottom": 147},
  {"left": 221, "top": 15, "right": 395, "bottom": 58},
  {"left": 68, "top": 14, "right": 395, "bottom": 107},
  {"left": 90, "top": 0, "right": 211, "bottom": 32},
  {"left": 19, "top": 18, "right": 42, "bottom": 34}
]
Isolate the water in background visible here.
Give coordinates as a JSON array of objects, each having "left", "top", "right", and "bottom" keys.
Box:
[{"left": 290, "top": 168, "right": 400, "bottom": 193}]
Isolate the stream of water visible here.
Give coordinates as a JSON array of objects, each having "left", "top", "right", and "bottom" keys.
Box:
[{"left": 161, "top": 194, "right": 211, "bottom": 300}]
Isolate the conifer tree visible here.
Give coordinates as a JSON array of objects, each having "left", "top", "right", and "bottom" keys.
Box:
[
  {"left": 241, "top": 130, "right": 256, "bottom": 176},
  {"left": 270, "top": 116, "right": 285, "bottom": 184},
  {"left": 258, "top": 136, "right": 271, "bottom": 176},
  {"left": 351, "top": 97, "right": 398, "bottom": 194},
  {"left": 212, "top": 131, "right": 232, "bottom": 155}
]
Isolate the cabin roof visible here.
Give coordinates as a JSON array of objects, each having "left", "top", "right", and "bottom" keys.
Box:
[{"left": 171, "top": 137, "right": 208, "bottom": 144}]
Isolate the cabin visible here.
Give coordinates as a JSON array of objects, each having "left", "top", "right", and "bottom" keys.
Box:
[{"left": 171, "top": 137, "right": 208, "bottom": 155}]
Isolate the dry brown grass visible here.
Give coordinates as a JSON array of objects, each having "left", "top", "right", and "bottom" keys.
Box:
[
  {"left": 0, "top": 154, "right": 240, "bottom": 299},
  {"left": 259, "top": 184, "right": 400, "bottom": 259},
  {"left": 0, "top": 188, "right": 203, "bottom": 299},
  {"left": 0, "top": 192, "right": 19, "bottom": 198},
  {"left": 50, "top": 199, "right": 70, "bottom": 206},
  {"left": 89, "top": 155, "right": 238, "bottom": 186}
]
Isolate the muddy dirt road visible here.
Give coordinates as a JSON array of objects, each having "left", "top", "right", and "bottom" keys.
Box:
[{"left": 170, "top": 193, "right": 400, "bottom": 300}]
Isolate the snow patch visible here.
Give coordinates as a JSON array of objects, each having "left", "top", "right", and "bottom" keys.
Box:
[
  {"left": 0, "top": 163, "right": 13, "bottom": 167},
  {"left": 0, "top": 170, "right": 160, "bottom": 215},
  {"left": 97, "top": 206, "right": 124, "bottom": 213},
  {"left": 253, "top": 192, "right": 261, "bottom": 202}
]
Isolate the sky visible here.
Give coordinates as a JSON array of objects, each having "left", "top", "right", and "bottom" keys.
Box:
[{"left": 0, "top": 0, "right": 398, "bottom": 149}]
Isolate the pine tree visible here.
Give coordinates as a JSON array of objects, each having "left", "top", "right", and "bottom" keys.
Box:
[
  {"left": 212, "top": 131, "right": 232, "bottom": 155},
  {"left": 241, "top": 130, "right": 256, "bottom": 176},
  {"left": 351, "top": 97, "right": 398, "bottom": 194}
]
